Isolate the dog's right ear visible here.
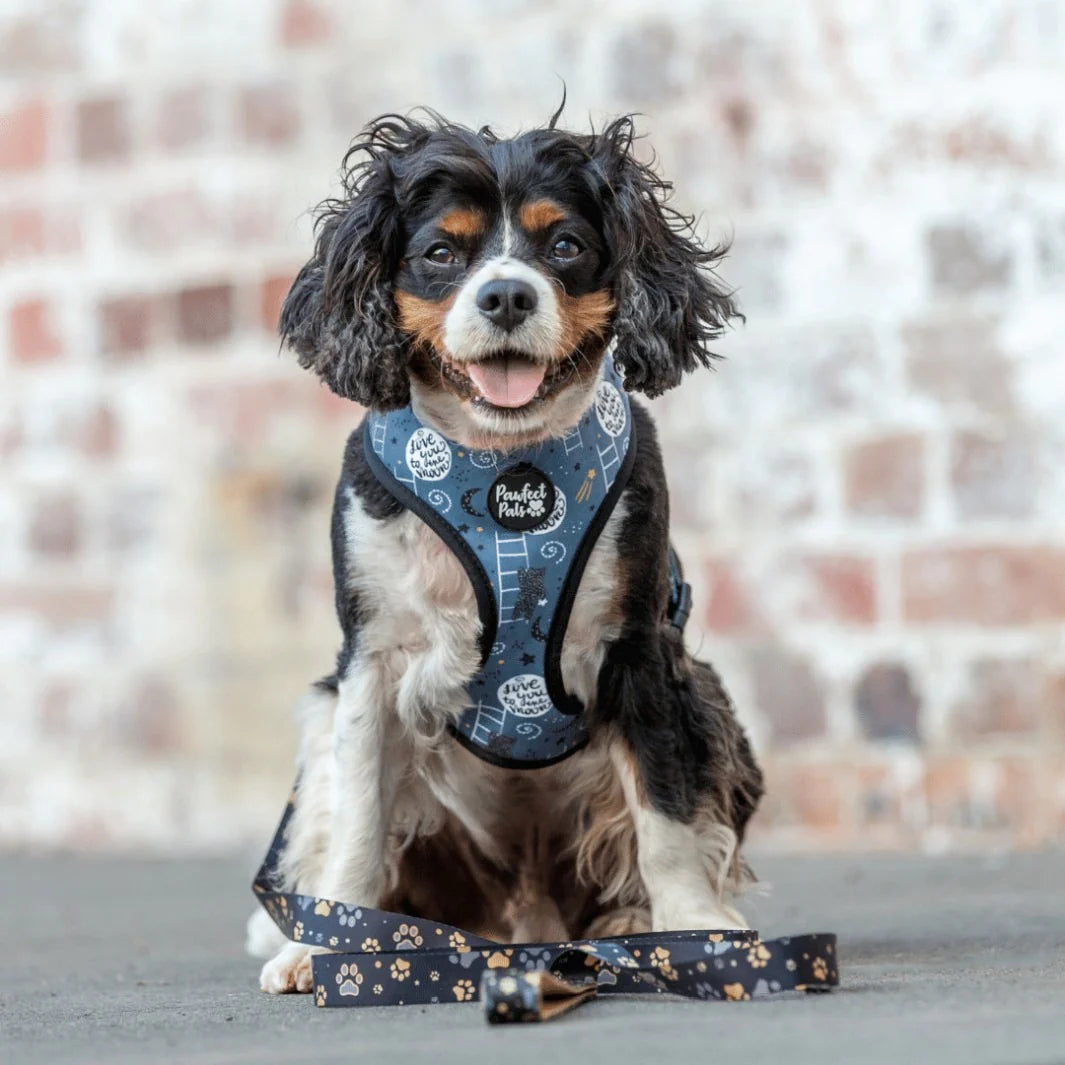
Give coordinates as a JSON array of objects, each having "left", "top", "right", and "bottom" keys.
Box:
[{"left": 280, "top": 117, "right": 427, "bottom": 410}]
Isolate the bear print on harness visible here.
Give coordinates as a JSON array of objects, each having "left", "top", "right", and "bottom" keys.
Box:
[{"left": 364, "top": 357, "right": 634, "bottom": 767}]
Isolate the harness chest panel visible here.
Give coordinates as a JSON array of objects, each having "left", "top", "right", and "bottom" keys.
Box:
[{"left": 363, "top": 357, "right": 635, "bottom": 768}]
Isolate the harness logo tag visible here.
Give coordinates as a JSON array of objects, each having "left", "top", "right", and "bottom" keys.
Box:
[{"left": 487, "top": 464, "right": 556, "bottom": 532}]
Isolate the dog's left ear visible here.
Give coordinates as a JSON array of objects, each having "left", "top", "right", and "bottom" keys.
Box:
[{"left": 591, "top": 116, "right": 743, "bottom": 397}]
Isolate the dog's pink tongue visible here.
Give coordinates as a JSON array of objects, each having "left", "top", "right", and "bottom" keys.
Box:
[{"left": 467, "top": 357, "right": 546, "bottom": 408}]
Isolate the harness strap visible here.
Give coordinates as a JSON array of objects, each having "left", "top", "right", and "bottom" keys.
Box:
[{"left": 254, "top": 795, "right": 839, "bottom": 1021}]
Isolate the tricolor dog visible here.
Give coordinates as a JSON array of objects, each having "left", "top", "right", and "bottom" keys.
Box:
[{"left": 247, "top": 109, "right": 764, "bottom": 994}]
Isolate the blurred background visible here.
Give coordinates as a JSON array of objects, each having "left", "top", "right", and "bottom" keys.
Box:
[{"left": 1, "top": 0, "right": 1063, "bottom": 855}]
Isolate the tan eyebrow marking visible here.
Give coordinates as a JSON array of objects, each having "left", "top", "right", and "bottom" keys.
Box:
[
  {"left": 438, "top": 207, "right": 486, "bottom": 240},
  {"left": 519, "top": 199, "right": 566, "bottom": 232}
]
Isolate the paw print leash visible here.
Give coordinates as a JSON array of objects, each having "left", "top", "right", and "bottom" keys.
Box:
[{"left": 253, "top": 797, "right": 839, "bottom": 1022}]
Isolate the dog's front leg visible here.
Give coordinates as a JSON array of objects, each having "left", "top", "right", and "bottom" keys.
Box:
[
  {"left": 260, "top": 658, "right": 396, "bottom": 993},
  {"left": 612, "top": 743, "right": 747, "bottom": 932},
  {"left": 599, "top": 634, "right": 751, "bottom": 933}
]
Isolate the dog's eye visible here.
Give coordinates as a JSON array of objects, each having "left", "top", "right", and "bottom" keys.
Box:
[
  {"left": 551, "top": 237, "right": 582, "bottom": 261},
  {"left": 426, "top": 244, "right": 457, "bottom": 266}
]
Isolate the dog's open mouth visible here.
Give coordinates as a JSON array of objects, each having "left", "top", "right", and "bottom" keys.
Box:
[
  {"left": 431, "top": 349, "right": 577, "bottom": 412},
  {"left": 466, "top": 354, "right": 546, "bottom": 409}
]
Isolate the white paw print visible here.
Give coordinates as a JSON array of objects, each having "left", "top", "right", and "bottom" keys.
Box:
[
  {"left": 392, "top": 922, "right": 423, "bottom": 949},
  {"left": 336, "top": 963, "right": 362, "bottom": 997}
]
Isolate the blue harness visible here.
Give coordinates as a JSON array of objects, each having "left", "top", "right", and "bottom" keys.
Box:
[{"left": 363, "top": 356, "right": 636, "bottom": 768}]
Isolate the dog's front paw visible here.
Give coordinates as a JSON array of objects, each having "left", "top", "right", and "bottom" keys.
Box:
[
  {"left": 652, "top": 903, "right": 749, "bottom": 932},
  {"left": 259, "top": 942, "right": 322, "bottom": 994}
]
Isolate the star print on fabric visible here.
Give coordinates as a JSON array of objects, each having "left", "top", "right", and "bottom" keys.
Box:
[
  {"left": 521, "top": 653, "right": 536, "bottom": 665},
  {"left": 574, "top": 462, "right": 581, "bottom": 470},
  {"left": 391, "top": 436, "right": 398, "bottom": 444},
  {"left": 457, "top": 523, "right": 469, "bottom": 533}
]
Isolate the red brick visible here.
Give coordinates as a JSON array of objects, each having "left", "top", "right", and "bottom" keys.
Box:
[
  {"left": 855, "top": 662, "right": 921, "bottom": 741},
  {"left": 951, "top": 428, "right": 1036, "bottom": 519},
  {"left": 0, "top": 99, "right": 47, "bottom": 170},
  {"left": 903, "top": 546, "right": 1065, "bottom": 625},
  {"left": 923, "top": 757, "right": 974, "bottom": 829},
  {"left": 747, "top": 645, "right": 826, "bottom": 745},
  {"left": 902, "top": 316, "right": 1013, "bottom": 413},
  {"left": 754, "top": 758, "right": 848, "bottom": 834},
  {"left": 704, "top": 558, "right": 761, "bottom": 634},
  {"left": 926, "top": 223, "right": 1013, "bottom": 295},
  {"left": 9, "top": 298, "right": 62, "bottom": 362},
  {"left": 122, "top": 676, "right": 182, "bottom": 755},
  {"left": 0, "top": 583, "right": 112, "bottom": 626},
  {"left": 951, "top": 657, "right": 1041, "bottom": 738},
  {"left": 28, "top": 491, "right": 82, "bottom": 558},
  {"left": 98, "top": 294, "right": 154, "bottom": 359},
  {"left": 77, "top": 97, "right": 130, "bottom": 163},
  {"left": 156, "top": 86, "right": 208, "bottom": 150},
  {"left": 800, "top": 555, "right": 877, "bottom": 625},
  {"left": 71, "top": 404, "right": 119, "bottom": 459},
  {"left": 280, "top": 0, "right": 333, "bottom": 46},
  {"left": 0, "top": 205, "right": 45, "bottom": 261},
  {"left": 122, "top": 189, "right": 215, "bottom": 253},
  {"left": 239, "top": 84, "right": 300, "bottom": 147},
  {"left": 176, "top": 283, "right": 233, "bottom": 345},
  {"left": 260, "top": 274, "right": 294, "bottom": 332},
  {"left": 844, "top": 434, "right": 924, "bottom": 519}
]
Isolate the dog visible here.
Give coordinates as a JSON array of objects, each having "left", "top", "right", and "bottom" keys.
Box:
[{"left": 248, "top": 109, "right": 764, "bottom": 994}]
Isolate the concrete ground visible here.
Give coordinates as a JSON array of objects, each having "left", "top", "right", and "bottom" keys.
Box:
[{"left": 3, "top": 850, "right": 1064, "bottom": 1065}]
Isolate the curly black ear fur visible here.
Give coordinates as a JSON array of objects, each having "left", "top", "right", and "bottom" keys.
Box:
[
  {"left": 280, "top": 116, "right": 432, "bottom": 409},
  {"left": 590, "top": 116, "right": 743, "bottom": 397}
]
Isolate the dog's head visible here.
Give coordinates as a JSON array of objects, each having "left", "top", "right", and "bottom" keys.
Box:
[{"left": 281, "top": 110, "right": 741, "bottom": 445}]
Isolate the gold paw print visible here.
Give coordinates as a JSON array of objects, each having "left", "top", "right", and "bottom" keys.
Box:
[
  {"left": 390, "top": 957, "right": 411, "bottom": 981},
  {"left": 315, "top": 984, "right": 327, "bottom": 1006},
  {"left": 650, "top": 946, "right": 677, "bottom": 980},
  {"left": 429, "top": 970, "right": 440, "bottom": 982},
  {"left": 724, "top": 982, "right": 750, "bottom": 1001},
  {"left": 747, "top": 943, "right": 771, "bottom": 969},
  {"left": 360, "top": 937, "right": 381, "bottom": 952},
  {"left": 373, "top": 983, "right": 383, "bottom": 995},
  {"left": 393, "top": 922, "right": 423, "bottom": 948},
  {"left": 812, "top": 957, "right": 829, "bottom": 981},
  {"left": 313, "top": 899, "right": 332, "bottom": 917},
  {"left": 449, "top": 931, "right": 470, "bottom": 954},
  {"left": 335, "top": 962, "right": 362, "bottom": 998},
  {"left": 292, "top": 921, "right": 305, "bottom": 941},
  {"left": 328, "top": 937, "right": 338, "bottom": 948},
  {"left": 452, "top": 978, "right": 476, "bottom": 1002},
  {"left": 486, "top": 950, "right": 511, "bottom": 969}
]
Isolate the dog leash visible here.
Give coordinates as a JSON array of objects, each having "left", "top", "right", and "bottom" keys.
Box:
[{"left": 253, "top": 797, "right": 839, "bottom": 1021}]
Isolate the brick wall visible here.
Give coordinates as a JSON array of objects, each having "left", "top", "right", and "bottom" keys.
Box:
[{"left": 2, "top": 0, "right": 1063, "bottom": 852}]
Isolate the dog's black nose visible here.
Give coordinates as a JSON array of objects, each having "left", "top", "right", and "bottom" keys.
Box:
[{"left": 476, "top": 279, "right": 538, "bottom": 331}]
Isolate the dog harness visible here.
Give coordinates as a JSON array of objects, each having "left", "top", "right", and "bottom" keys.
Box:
[{"left": 363, "top": 355, "right": 637, "bottom": 768}]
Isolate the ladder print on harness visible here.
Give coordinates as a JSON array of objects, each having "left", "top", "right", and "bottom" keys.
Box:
[
  {"left": 597, "top": 436, "right": 621, "bottom": 491},
  {"left": 370, "top": 418, "right": 387, "bottom": 458},
  {"left": 562, "top": 424, "right": 583, "bottom": 454},
  {"left": 468, "top": 700, "right": 507, "bottom": 748},
  {"left": 495, "top": 531, "right": 531, "bottom": 625}
]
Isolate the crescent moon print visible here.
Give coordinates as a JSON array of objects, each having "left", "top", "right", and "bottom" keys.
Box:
[
  {"left": 461, "top": 488, "right": 484, "bottom": 517},
  {"left": 531, "top": 618, "right": 548, "bottom": 642}
]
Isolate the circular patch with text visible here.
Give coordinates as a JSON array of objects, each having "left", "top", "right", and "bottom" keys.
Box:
[{"left": 487, "top": 464, "right": 556, "bottom": 532}]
